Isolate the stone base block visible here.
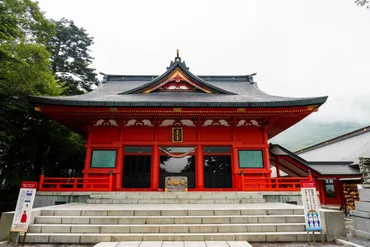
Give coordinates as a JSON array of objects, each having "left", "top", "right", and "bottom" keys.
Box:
[
  {"left": 353, "top": 217, "right": 370, "bottom": 233},
  {"left": 359, "top": 188, "right": 370, "bottom": 202},
  {"left": 354, "top": 201, "right": 370, "bottom": 212}
]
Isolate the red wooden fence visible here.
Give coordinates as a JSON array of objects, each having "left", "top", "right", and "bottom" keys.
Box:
[
  {"left": 240, "top": 176, "right": 310, "bottom": 191},
  {"left": 38, "top": 174, "right": 113, "bottom": 191},
  {"left": 38, "top": 173, "right": 310, "bottom": 192}
]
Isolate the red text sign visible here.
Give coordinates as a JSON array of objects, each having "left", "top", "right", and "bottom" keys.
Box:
[
  {"left": 300, "top": 180, "right": 315, "bottom": 188},
  {"left": 21, "top": 181, "right": 38, "bottom": 189}
]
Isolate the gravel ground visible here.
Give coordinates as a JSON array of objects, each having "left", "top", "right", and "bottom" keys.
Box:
[
  {"left": 252, "top": 243, "right": 340, "bottom": 247},
  {"left": 0, "top": 242, "right": 343, "bottom": 247},
  {"left": 347, "top": 235, "right": 370, "bottom": 246},
  {"left": 0, "top": 244, "right": 93, "bottom": 247}
]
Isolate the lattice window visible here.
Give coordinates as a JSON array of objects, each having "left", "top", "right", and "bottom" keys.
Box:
[
  {"left": 204, "top": 146, "right": 231, "bottom": 153},
  {"left": 124, "top": 146, "right": 152, "bottom": 153}
]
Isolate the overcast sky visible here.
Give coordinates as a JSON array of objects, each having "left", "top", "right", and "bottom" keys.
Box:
[{"left": 38, "top": 0, "right": 370, "bottom": 124}]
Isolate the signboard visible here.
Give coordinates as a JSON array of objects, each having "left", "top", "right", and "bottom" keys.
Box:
[
  {"left": 300, "top": 180, "right": 322, "bottom": 231},
  {"left": 172, "top": 127, "right": 183, "bottom": 143},
  {"left": 11, "top": 181, "right": 38, "bottom": 232},
  {"left": 165, "top": 176, "right": 187, "bottom": 192}
]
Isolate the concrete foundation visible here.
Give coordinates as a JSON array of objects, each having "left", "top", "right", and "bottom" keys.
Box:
[{"left": 351, "top": 157, "right": 370, "bottom": 240}]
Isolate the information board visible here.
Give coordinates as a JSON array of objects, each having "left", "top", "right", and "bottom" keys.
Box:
[
  {"left": 300, "top": 180, "right": 322, "bottom": 231},
  {"left": 11, "top": 181, "right": 37, "bottom": 232}
]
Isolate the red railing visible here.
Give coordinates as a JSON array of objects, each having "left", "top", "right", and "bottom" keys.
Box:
[
  {"left": 38, "top": 174, "right": 113, "bottom": 191},
  {"left": 241, "top": 175, "right": 309, "bottom": 191}
]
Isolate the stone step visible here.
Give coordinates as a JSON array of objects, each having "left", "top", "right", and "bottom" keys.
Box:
[
  {"left": 41, "top": 208, "right": 304, "bottom": 216},
  {"left": 87, "top": 198, "right": 266, "bottom": 204},
  {"left": 35, "top": 215, "right": 304, "bottom": 225},
  {"left": 22, "top": 232, "right": 325, "bottom": 243},
  {"left": 89, "top": 192, "right": 264, "bottom": 200},
  {"left": 94, "top": 241, "right": 254, "bottom": 247},
  {"left": 28, "top": 223, "right": 306, "bottom": 234}
]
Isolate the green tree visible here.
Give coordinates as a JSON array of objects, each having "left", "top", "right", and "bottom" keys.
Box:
[
  {"left": 0, "top": 0, "right": 86, "bottom": 191},
  {"left": 47, "top": 18, "right": 100, "bottom": 95}
]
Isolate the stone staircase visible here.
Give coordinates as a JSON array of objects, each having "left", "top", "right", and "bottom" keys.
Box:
[{"left": 22, "top": 192, "right": 324, "bottom": 244}]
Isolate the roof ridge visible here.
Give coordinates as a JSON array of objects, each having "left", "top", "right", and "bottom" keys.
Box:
[
  {"left": 295, "top": 125, "right": 370, "bottom": 155},
  {"left": 118, "top": 59, "right": 236, "bottom": 95}
]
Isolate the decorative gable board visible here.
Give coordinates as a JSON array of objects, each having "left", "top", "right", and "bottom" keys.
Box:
[{"left": 144, "top": 69, "right": 213, "bottom": 93}]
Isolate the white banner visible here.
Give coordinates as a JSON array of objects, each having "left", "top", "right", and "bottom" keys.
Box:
[
  {"left": 10, "top": 181, "right": 37, "bottom": 232},
  {"left": 301, "top": 180, "right": 322, "bottom": 231}
]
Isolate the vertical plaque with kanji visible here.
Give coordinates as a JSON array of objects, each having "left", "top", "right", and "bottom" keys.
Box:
[{"left": 172, "top": 127, "right": 183, "bottom": 143}]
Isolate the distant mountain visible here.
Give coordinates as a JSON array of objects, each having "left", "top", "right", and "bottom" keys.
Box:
[{"left": 270, "top": 120, "right": 365, "bottom": 152}]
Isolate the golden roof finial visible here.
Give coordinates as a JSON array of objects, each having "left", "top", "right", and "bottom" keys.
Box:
[{"left": 176, "top": 49, "right": 179, "bottom": 58}]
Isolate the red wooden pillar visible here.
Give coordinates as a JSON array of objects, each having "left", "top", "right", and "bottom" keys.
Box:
[
  {"left": 319, "top": 180, "right": 326, "bottom": 205},
  {"left": 151, "top": 144, "right": 159, "bottom": 190},
  {"left": 83, "top": 127, "right": 93, "bottom": 188},
  {"left": 116, "top": 146, "right": 124, "bottom": 190},
  {"left": 83, "top": 147, "right": 92, "bottom": 188},
  {"left": 196, "top": 145, "right": 204, "bottom": 189},
  {"left": 231, "top": 118, "right": 240, "bottom": 190},
  {"left": 262, "top": 126, "right": 271, "bottom": 178},
  {"left": 196, "top": 117, "right": 204, "bottom": 190},
  {"left": 334, "top": 179, "right": 341, "bottom": 205},
  {"left": 232, "top": 147, "right": 240, "bottom": 190}
]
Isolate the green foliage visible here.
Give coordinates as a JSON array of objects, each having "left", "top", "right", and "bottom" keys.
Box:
[
  {"left": 47, "top": 18, "right": 99, "bottom": 95},
  {"left": 0, "top": 0, "right": 55, "bottom": 43},
  {"left": 0, "top": 1, "right": 19, "bottom": 41},
  {"left": 0, "top": 0, "right": 87, "bottom": 192}
]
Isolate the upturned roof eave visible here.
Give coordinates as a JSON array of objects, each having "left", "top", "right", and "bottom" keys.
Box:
[{"left": 28, "top": 95, "right": 328, "bottom": 108}]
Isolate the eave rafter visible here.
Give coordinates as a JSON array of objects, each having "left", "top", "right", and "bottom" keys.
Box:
[{"left": 37, "top": 105, "right": 319, "bottom": 117}]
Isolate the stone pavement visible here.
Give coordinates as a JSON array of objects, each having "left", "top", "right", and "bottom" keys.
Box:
[{"left": 94, "top": 241, "right": 253, "bottom": 247}]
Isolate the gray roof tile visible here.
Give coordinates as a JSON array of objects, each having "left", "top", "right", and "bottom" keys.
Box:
[
  {"left": 29, "top": 57, "right": 328, "bottom": 108},
  {"left": 270, "top": 144, "right": 360, "bottom": 176}
]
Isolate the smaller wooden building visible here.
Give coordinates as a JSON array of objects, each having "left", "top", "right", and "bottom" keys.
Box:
[{"left": 270, "top": 144, "right": 361, "bottom": 210}]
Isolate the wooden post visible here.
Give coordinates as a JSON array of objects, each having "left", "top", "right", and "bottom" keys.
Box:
[
  {"left": 308, "top": 170, "right": 313, "bottom": 181},
  {"left": 276, "top": 156, "right": 281, "bottom": 177},
  {"left": 151, "top": 144, "right": 159, "bottom": 190},
  {"left": 109, "top": 171, "right": 113, "bottom": 191},
  {"left": 232, "top": 147, "right": 240, "bottom": 190},
  {"left": 116, "top": 146, "right": 124, "bottom": 190},
  {"left": 262, "top": 125, "right": 271, "bottom": 177},
  {"left": 74, "top": 178, "right": 77, "bottom": 190},
  {"left": 83, "top": 147, "right": 92, "bottom": 189},
  {"left": 196, "top": 145, "right": 204, "bottom": 189},
  {"left": 196, "top": 117, "right": 204, "bottom": 190},
  {"left": 38, "top": 173, "right": 44, "bottom": 191},
  {"left": 240, "top": 170, "right": 245, "bottom": 191}
]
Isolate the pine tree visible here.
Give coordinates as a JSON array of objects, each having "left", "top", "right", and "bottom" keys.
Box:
[{"left": 47, "top": 18, "right": 100, "bottom": 95}]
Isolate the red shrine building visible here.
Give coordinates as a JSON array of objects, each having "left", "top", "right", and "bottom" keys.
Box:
[{"left": 29, "top": 52, "right": 328, "bottom": 192}]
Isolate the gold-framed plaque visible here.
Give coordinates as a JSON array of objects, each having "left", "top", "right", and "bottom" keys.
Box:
[
  {"left": 165, "top": 176, "right": 188, "bottom": 192},
  {"left": 172, "top": 127, "right": 183, "bottom": 143}
]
